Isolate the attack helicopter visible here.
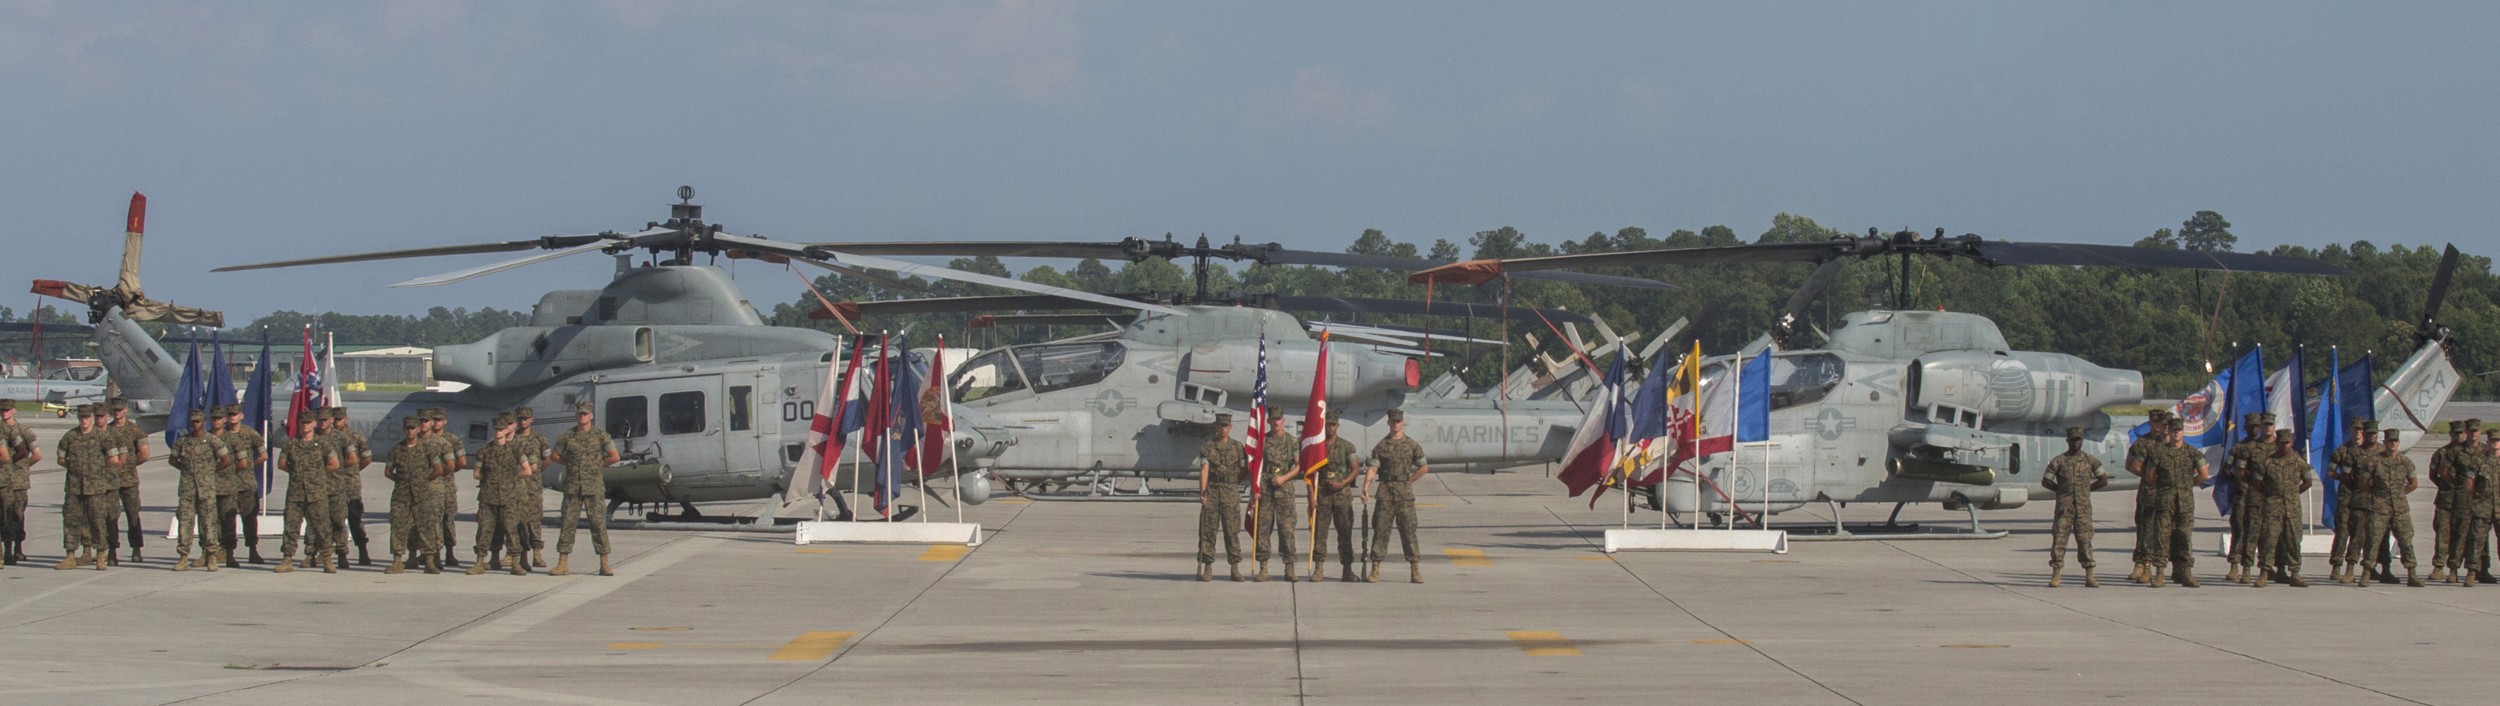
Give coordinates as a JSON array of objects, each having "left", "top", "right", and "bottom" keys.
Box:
[
  {"left": 83, "top": 188, "right": 1197, "bottom": 524},
  {"left": 1410, "top": 230, "right": 2464, "bottom": 536},
  {"left": 795, "top": 233, "right": 1680, "bottom": 492}
]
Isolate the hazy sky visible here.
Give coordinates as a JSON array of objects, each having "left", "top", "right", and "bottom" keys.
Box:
[{"left": 7, "top": 1, "right": 2496, "bottom": 322}]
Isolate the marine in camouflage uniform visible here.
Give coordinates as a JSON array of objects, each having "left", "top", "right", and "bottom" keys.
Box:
[
  {"left": 2220, "top": 414, "right": 2271, "bottom": 584},
  {"left": 2246, "top": 434, "right": 2314, "bottom": 588},
  {"left": 1252, "top": 412, "right": 1300, "bottom": 582},
  {"left": 513, "top": 406, "right": 551, "bottom": 569},
  {"left": 469, "top": 415, "right": 533, "bottom": 576},
  {"left": 2326, "top": 419, "right": 2377, "bottom": 583},
  {"left": 0, "top": 399, "right": 37, "bottom": 565},
  {"left": 2429, "top": 421, "right": 2477, "bottom": 582},
  {"left": 56, "top": 405, "right": 118, "bottom": 570},
  {"left": 2042, "top": 427, "right": 2109, "bottom": 588},
  {"left": 2466, "top": 430, "right": 2500, "bottom": 585},
  {"left": 168, "top": 411, "right": 228, "bottom": 571},
  {"left": 1367, "top": 409, "right": 1428, "bottom": 584},
  {"left": 2354, "top": 428, "right": 2423, "bottom": 587},
  {"left": 274, "top": 420, "right": 339, "bottom": 573},
  {"left": 1310, "top": 413, "right": 1362, "bottom": 582},
  {"left": 2123, "top": 409, "right": 2170, "bottom": 583},
  {"left": 384, "top": 416, "right": 450, "bottom": 574},
  {"left": 427, "top": 409, "right": 468, "bottom": 569},
  {"left": 216, "top": 405, "right": 268, "bottom": 566},
  {"left": 552, "top": 403, "right": 618, "bottom": 577},
  {"left": 2142, "top": 417, "right": 2206, "bottom": 587},
  {"left": 1195, "top": 414, "right": 1247, "bottom": 581},
  {"left": 102, "top": 399, "right": 148, "bottom": 564},
  {"left": 325, "top": 407, "right": 375, "bottom": 566}
]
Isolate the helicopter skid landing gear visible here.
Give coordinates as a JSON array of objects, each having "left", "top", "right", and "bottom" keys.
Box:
[{"left": 1788, "top": 500, "right": 2007, "bottom": 541}]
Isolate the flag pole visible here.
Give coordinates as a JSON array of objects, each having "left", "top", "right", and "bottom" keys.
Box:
[{"left": 943, "top": 337, "right": 964, "bottom": 526}]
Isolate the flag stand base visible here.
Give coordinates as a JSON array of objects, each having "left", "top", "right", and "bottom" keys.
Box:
[
  {"left": 1605, "top": 528, "right": 1787, "bottom": 554},
  {"left": 795, "top": 521, "right": 981, "bottom": 546},
  {"left": 2216, "top": 531, "right": 2335, "bottom": 557}
]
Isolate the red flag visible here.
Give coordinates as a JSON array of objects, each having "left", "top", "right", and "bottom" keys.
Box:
[
  {"left": 913, "top": 336, "right": 954, "bottom": 476},
  {"left": 861, "top": 335, "right": 892, "bottom": 465},
  {"left": 1297, "top": 332, "right": 1331, "bottom": 477},
  {"left": 796, "top": 336, "right": 868, "bottom": 490}
]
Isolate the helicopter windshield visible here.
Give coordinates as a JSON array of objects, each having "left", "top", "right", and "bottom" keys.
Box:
[
  {"left": 45, "top": 367, "right": 103, "bottom": 383},
  {"left": 1695, "top": 353, "right": 1846, "bottom": 412},
  {"left": 952, "top": 349, "right": 1029, "bottom": 403},
  {"left": 1020, "top": 342, "right": 1125, "bottom": 394}
]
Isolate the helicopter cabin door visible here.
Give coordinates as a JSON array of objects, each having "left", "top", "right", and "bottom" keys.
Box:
[{"left": 595, "top": 374, "right": 730, "bottom": 489}]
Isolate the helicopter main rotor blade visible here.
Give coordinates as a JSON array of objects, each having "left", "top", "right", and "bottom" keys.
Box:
[
  {"left": 1785, "top": 260, "right": 1846, "bottom": 319},
  {"left": 812, "top": 294, "right": 1127, "bottom": 320},
  {"left": 1255, "top": 247, "right": 1678, "bottom": 290},
  {"left": 1269, "top": 295, "right": 1593, "bottom": 325},
  {"left": 213, "top": 233, "right": 626, "bottom": 273},
  {"left": 799, "top": 241, "right": 1143, "bottom": 261},
  {"left": 713, "top": 233, "right": 1182, "bottom": 317},
  {"left": 2423, "top": 243, "right": 2461, "bottom": 327},
  {"left": 386, "top": 228, "right": 676, "bottom": 288},
  {"left": 1970, "top": 241, "right": 2355, "bottom": 275}
]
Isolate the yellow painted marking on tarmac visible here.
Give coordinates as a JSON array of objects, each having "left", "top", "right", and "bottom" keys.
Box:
[
  {"left": 917, "top": 545, "right": 969, "bottom": 562},
  {"left": 1505, "top": 630, "right": 1582, "bottom": 657},
  {"left": 1445, "top": 548, "right": 1493, "bottom": 567},
  {"left": 607, "top": 642, "right": 663, "bottom": 651},
  {"left": 1941, "top": 644, "right": 2008, "bottom": 649},
  {"left": 795, "top": 548, "right": 836, "bottom": 555},
  {"left": 995, "top": 498, "right": 1032, "bottom": 505},
  {"left": 1691, "top": 639, "right": 1751, "bottom": 645},
  {"left": 767, "top": 631, "right": 857, "bottom": 662}
]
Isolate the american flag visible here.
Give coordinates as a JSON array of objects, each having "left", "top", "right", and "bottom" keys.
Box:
[{"left": 1247, "top": 332, "right": 1268, "bottom": 499}]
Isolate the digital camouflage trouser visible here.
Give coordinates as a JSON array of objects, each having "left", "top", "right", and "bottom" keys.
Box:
[
  {"left": 2433, "top": 493, "right": 2457, "bottom": 569},
  {"left": 0, "top": 487, "right": 24, "bottom": 544},
  {"left": 1368, "top": 482, "right": 1419, "bottom": 566},
  {"left": 1196, "top": 483, "right": 1242, "bottom": 564},
  {"left": 280, "top": 491, "right": 334, "bottom": 559},
  {"left": 2250, "top": 504, "right": 2304, "bottom": 574},
  {"left": 389, "top": 484, "right": 442, "bottom": 558},
  {"left": 325, "top": 492, "right": 353, "bottom": 560},
  {"left": 436, "top": 479, "right": 459, "bottom": 556},
  {"left": 526, "top": 489, "right": 545, "bottom": 552},
  {"left": 2358, "top": 507, "right": 2419, "bottom": 570},
  {"left": 2142, "top": 492, "right": 2196, "bottom": 571},
  {"left": 173, "top": 479, "right": 220, "bottom": 559},
  {"left": 1312, "top": 492, "right": 1357, "bottom": 568},
  {"left": 2130, "top": 486, "right": 2151, "bottom": 566},
  {"left": 2228, "top": 490, "right": 2257, "bottom": 569},
  {"left": 2330, "top": 491, "right": 2358, "bottom": 568},
  {"left": 2465, "top": 509, "right": 2497, "bottom": 573},
  {"left": 556, "top": 492, "right": 609, "bottom": 556},
  {"left": 474, "top": 500, "right": 527, "bottom": 560},
  {"left": 2050, "top": 496, "right": 2095, "bottom": 569},
  {"left": 219, "top": 492, "right": 260, "bottom": 556},
  {"left": 1253, "top": 487, "right": 1297, "bottom": 564},
  {"left": 103, "top": 484, "right": 143, "bottom": 552},
  {"left": 65, "top": 491, "right": 111, "bottom": 554}
]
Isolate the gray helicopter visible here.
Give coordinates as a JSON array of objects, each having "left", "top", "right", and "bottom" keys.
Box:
[
  {"left": 85, "top": 188, "right": 1218, "bottom": 523},
  {"left": 1411, "top": 231, "right": 2464, "bottom": 536}
]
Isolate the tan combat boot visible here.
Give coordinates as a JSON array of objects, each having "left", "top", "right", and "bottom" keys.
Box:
[
  {"left": 272, "top": 556, "right": 295, "bottom": 574},
  {"left": 1229, "top": 563, "right": 1243, "bottom": 582},
  {"left": 597, "top": 555, "right": 614, "bottom": 577},
  {"left": 2224, "top": 564, "right": 2242, "bottom": 583},
  {"left": 174, "top": 554, "right": 191, "bottom": 572},
  {"left": 551, "top": 554, "right": 571, "bottom": 577},
  {"left": 1253, "top": 562, "right": 1268, "bottom": 583},
  {"left": 321, "top": 554, "right": 337, "bottom": 574},
  {"left": 2286, "top": 570, "right": 2310, "bottom": 588},
  {"left": 2048, "top": 567, "right": 2062, "bottom": 588},
  {"left": 2429, "top": 566, "right": 2448, "bottom": 582},
  {"left": 205, "top": 551, "right": 222, "bottom": 572},
  {"left": 466, "top": 552, "right": 489, "bottom": 576},
  {"left": 509, "top": 555, "right": 527, "bottom": 576},
  {"left": 54, "top": 552, "right": 79, "bottom": 570},
  {"left": 1282, "top": 561, "right": 1296, "bottom": 583},
  {"left": 385, "top": 555, "right": 406, "bottom": 575},
  {"left": 2146, "top": 567, "right": 2165, "bottom": 588},
  {"left": 424, "top": 555, "right": 442, "bottom": 575},
  {"left": 2083, "top": 568, "right": 2099, "bottom": 588},
  {"left": 2176, "top": 567, "right": 2199, "bottom": 588},
  {"left": 2407, "top": 566, "right": 2423, "bottom": 587},
  {"left": 1366, "top": 561, "right": 1381, "bottom": 583},
  {"left": 2355, "top": 569, "right": 2371, "bottom": 588},
  {"left": 1310, "top": 564, "right": 1326, "bottom": 582},
  {"left": 1197, "top": 563, "right": 1212, "bottom": 582},
  {"left": 2128, "top": 563, "right": 2147, "bottom": 584},
  {"left": 532, "top": 549, "right": 546, "bottom": 568},
  {"left": 2329, "top": 564, "right": 2346, "bottom": 584},
  {"left": 1410, "top": 564, "right": 1422, "bottom": 584}
]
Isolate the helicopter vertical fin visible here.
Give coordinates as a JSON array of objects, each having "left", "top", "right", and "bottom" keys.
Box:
[
  {"left": 90, "top": 307, "right": 185, "bottom": 403},
  {"left": 2373, "top": 339, "right": 2460, "bottom": 454}
]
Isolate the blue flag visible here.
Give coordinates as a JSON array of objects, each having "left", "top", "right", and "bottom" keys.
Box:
[
  {"left": 166, "top": 335, "right": 204, "bottom": 446},
  {"left": 244, "top": 330, "right": 275, "bottom": 491},
  {"left": 2337, "top": 354, "right": 2374, "bottom": 427},
  {"left": 1737, "top": 348, "right": 1771, "bottom": 443},
  {"left": 1628, "top": 345, "right": 1677, "bottom": 442},
  {"left": 210, "top": 331, "right": 237, "bottom": 409},
  {"left": 2308, "top": 348, "right": 2343, "bottom": 527}
]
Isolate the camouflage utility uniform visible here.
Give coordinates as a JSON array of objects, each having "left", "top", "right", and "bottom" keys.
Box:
[
  {"left": 331, "top": 409, "right": 374, "bottom": 564},
  {"left": 277, "top": 433, "right": 338, "bottom": 569},
  {"left": 554, "top": 422, "right": 615, "bottom": 560},
  {"left": 2042, "top": 440, "right": 2108, "bottom": 580},
  {"left": 386, "top": 420, "right": 449, "bottom": 570},
  {"left": 58, "top": 418, "right": 115, "bottom": 564},
  {"left": 2356, "top": 442, "right": 2421, "bottom": 584},
  {"left": 0, "top": 407, "right": 33, "bottom": 563},
  {"left": 168, "top": 420, "right": 228, "bottom": 567},
  {"left": 2248, "top": 448, "right": 2312, "bottom": 586},
  {"left": 1196, "top": 434, "right": 1247, "bottom": 571},
  {"left": 2327, "top": 431, "right": 2374, "bottom": 579},
  {"left": 1252, "top": 425, "right": 1298, "bottom": 577},
  {"left": 1367, "top": 434, "right": 1426, "bottom": 572},
  {"left": 1311, "top": 435, "right": 1361, "bottom": 578},
  {"left": 218, "top": 409, "right": 268, "bottom": 562}
]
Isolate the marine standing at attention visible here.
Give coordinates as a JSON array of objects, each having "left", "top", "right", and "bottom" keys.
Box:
[
  {"left": 168, "top": 410, "right": 228, "bottom": 572},
  {"left": 0, "top": 399, "right": 39, "bottom": 566},
  {"left": 2248, "top": 430, "right": 2314, "bottom": 588},
  {"left": 385, "top": 416, "right": 451, "bottom": 574},
  {"left": 428, "top": 409, "right": 468, "bottom": 570},
  {"left": 2327, "top": 419, "right": 2377, "bottom": 584},
  {"left": 2221, "top": 413, "right": 2270, "bottom": 584},
  {"left": 1367, "top": 409, "right": 1428, "bottom": 584},
  {"left": 2429, "top": 420, "right": 2477, "bottom": 582},
  {"left": 103, "top": 399, "right": 148, "bottom": 564},
  {"left": 2467, "top": 430, "right": 2500, "bottom": 585},
  {"left": 515, "top": 406, "right": 552, "bottom": 569},
  {"left": 471, "top": 414, "right": 534, "bottom": 576},
  {"left": 1195, "top": 413, "right": 1247, "bottom": 582},
  {"left": 1253, "top": 409, "right": 1300, "bottom": 583},
  {"left": 2150, "top": 417, "right": 2207, "bottom": 588},
  {"left": 57, "top": 405, "right": 117, "bottom": 570},
  {"left": 553, "top": 402, "right": 619, "bottom": 577},
  {"left": 329, "top": 407, "right": 375, "bottom": 566},
  {"left": 2354, "top": 428, "right": 2423, "bottom": 587},
  {"left": 274, "top": 418, "right": 338, "bottom": 574},
  {"left": 217, "top": 405, "right": 268, "bottom": 566},
  {"left": 2124, "top": 409, "right": 2169, "bottom": 584},
  {"left": 1311, "top": 412, "right": 1362, "bottom": 582},
  {"left": 2042, "top": 426, "right": 2109, "bottom": 588}
]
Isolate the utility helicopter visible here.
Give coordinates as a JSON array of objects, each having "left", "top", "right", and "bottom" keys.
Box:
[{"left": 1410, "top": 230, "right": 2464, "bottom": 537}]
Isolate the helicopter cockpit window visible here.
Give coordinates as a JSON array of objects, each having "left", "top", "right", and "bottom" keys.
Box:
[
  {"left": 952, "top": 350, "right": 1029, "bottom": 403},
  {"left": 659, "top": 391, "right": 706, "bottom": 435},
  {"left": 47, "top": 367, "right": 103, "bottom": 382},
  {"left": 1690, "top": 353, "right": 1844, "bottom": 412},
  {"left": 1021, "top": 342, "right": 1125, "bottom": 394},
  {"left": 606, "top": 395, "right": 649, "bottom": 439}
]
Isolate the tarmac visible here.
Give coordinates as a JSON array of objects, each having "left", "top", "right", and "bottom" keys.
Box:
[{"left": 4, "top": 414, "right": 2499, "bottom": 705}]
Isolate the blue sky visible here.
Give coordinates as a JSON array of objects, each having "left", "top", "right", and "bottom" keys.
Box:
[{"left": 7, "top": 1, "right": 2495, "bottom": 321}]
